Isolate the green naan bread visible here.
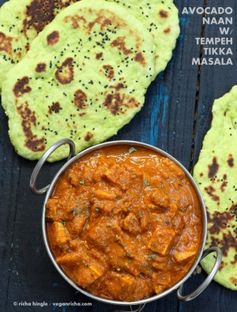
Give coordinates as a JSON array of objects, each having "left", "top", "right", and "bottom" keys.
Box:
[
  {"left": 2, "top": 0, "right": 155, "bottom": 161},
  {"left": 0, "top": 0, "right": 179, "bottom": 90},
  {"left": 107, "top": 0, "right": 180, "bottom": 75},
  {"left": 0, "top": 0, "right": 77, "bottom": 91},
  {"left": 194, "top": 86, "right": 237, "bottom": 290}
]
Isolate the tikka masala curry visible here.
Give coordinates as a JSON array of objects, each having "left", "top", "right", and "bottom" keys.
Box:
[{"left": 46, "top": 145, "right": 203, "bottom": 301}]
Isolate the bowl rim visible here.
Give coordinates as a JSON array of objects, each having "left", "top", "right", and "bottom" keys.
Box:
[{"left": 42, "top": 140, "right": 207, "bottom": 306}]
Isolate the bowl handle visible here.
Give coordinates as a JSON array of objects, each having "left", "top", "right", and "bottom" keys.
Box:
[
  {"left": 30, "top": 139, "right": 76, "bottom": 195},
  {"left": 177, "top": 246, "right": 222, "bottom": 302}
]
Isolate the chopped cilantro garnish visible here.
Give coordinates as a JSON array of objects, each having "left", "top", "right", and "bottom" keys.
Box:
[{"left": 144, "top": 178, "right": 150, "bottom": 187}]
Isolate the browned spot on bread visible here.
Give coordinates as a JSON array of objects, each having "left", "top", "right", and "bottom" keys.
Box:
[
  {"left": 208, "top": 157, "right": 219, "bottom": 179},
  {"left": 227, "top": 154, "right": 234, "bottom": 167},
  {"left": 102, "top": 65, "right": 114, "bottom": 80},
  {"left": 26, "top": 138, "right": 45, "bottom": 151},
  {"left": 16, "top": 51, "right": 22, "bottom": 59},
  {"left": 104, "top": 94, "right": 120, "bottom": 115},
  {"left": 64, "top": 15, "right": 87, "bottom": 29},
  {"left": 204, "top": 185, "right": 220, "bottom": 202},
  {"left": 25, "top": 42, "right": 30, "bottom": 52},
  {"left": 55, "top": 0, "right": 77, "bottom": 9},
  {"left": 164, "top": 27, "right": 171, "bottom": 33},
  {"left": 0, "top": 32, "right": 12, "bottom": 54},
  {"left": 35, "top": 63, "right": 46, "bottom": 72},
  {"left": 84, "top": 132, "right": 93, "bottom": 141},
  {"left": 220, "top": 174, "right": 228, "bottom": 192},
  {"left": 134, "top": 52, "right": 146, "bottom": 66},
  {"left": 47, "top": 31, "right": 59, "bottom": 45},
  {"left": 209, "top": 205, "right": 236, "bottom": 235},
  {"left": 159, "top": 10, "right": 169, "bottom": 18},
  {"left": 88, "top": 16, "right": 112, "bottom": 31},
  {"left": 110, "top": 83, "right": 124, "bottom": 91},
  {"left": 111, "top": 37, "right": 132, "bottom": 55},
  {"left": 231, "top": 255, "right": 237, "bottom": 265},
  {"left": 17, "top": 103, "right": 45, "bottom": 152},
  {"left": 74, "top": 90, "right": 87, "bottom": 109},
  {"left": 230, "top": 277, "right": 237, "bottom": 285},
  {"left": 96, "top": 52, "right": 103, "bottom": 60},
  {"left": 13, "top": 77, "right": 32, "bottom": 97},
  {"left": 24, "top": 0, "right": 54, "bottom": 33},
  {"left": 55, "top": 57, "right": 74, "bottom": 84},
  {"left": 103, "top": 93, "right": 140, "bottom": 115},
  {"left": 208, "top": 204, "right": 237, "bottom": 261},
  {"left": 221, "top": 234, "right": 237, "bottom": 258},
  {"left": 49, "top": 102, "right": 62, "bottom": 114},
  {"left": 210, "top": 233, "right": 236, "bottom": 261},
  {"left": 23, "top": 0, "right": 76, "bottom": 34}
]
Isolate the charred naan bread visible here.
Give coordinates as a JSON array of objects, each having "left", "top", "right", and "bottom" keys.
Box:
[
  {"left": 0, "top": 0, "right": 179, "bottom": 90},
  {"left": 107, "top": 0, "right": 180, "bottom": 75},
  {"left": 194, "top": 86, "right": 237, "bottom": 290},
  {"left": 2, "top": 0, "right": 155, "bottom": 161},
  {"left": 0, "top": 0, "right": 77, "bottom": 90}
]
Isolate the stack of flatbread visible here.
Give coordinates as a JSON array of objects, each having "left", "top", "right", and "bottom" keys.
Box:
[{"left": 0, "top": 0, "right": 180, "bottom": 161}]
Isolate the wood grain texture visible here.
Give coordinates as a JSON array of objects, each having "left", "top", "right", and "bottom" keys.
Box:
[{"left": 0, "top": 0, "right": 236, "bottom": 311}]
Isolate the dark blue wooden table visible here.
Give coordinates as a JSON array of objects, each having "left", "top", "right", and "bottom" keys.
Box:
[{"left": 0, "top": 0, "right": 236, "bottom": 311}]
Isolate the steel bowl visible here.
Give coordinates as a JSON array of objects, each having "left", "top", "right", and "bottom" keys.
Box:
[{"left": 30, "top": 138, "right": 222, "bottom": 309}]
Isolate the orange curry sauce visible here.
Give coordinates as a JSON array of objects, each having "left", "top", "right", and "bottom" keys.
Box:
[{"left": 46, "top": 145, "right": 203, "bottom": 301}]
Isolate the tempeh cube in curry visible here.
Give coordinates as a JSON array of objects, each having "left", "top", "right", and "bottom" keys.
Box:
[
  {"left": 173, "top": 250, "right": 196, "bottom": 263},
  {"left": 73, "top": 263, "right": 105, "bottom": 288},
  {"left": 153, "top": 284, "right": 167, "bottom": 294},
  {"left": 58, "top": 248, "right": 106, "bottom": 287},
  {"left": 69, "top": 215, "right": 87, "bottom": 237},
  {"left": 102, "top": 272, "right": 135, "bottom": 298},
  {"left": 45, "top": 198, "right": 59, "bottom": 221},
  {"left": 94, "top": 189, "right": 116, "bottom": 200},
  {"left": 103, "top": 164, "right": 143, "bottom": 191},
  {"left": 103, "top": 166, "right": 120, "bottom": 185},
  {"left": 122, "top": 212, "right": 140, "bottom": 234},
  {"left": 150, "top": 189, "right": 170, "bottom": 209},
  {"left": 57, "top": 252, "right": 80, "bottom": 266},
  {"left": 51, "top": 222, "right": 70, "bottom": 247},
  {"left": 151, "top": 254, "right": 168, "bottom": 270},
  {"left": 152, "top": 272, "right": 172, "bottom": 294},
  {"left": 148, "top": 227, "right": 176, "bottom": 256},
  {"left": 87, "top": 217, "right": 118, "bottom": 251}
]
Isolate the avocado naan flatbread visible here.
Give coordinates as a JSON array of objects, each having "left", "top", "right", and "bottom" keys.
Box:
[
  {"left": 0, "top": 0, "right": 77, "bottom": 90},
  {"left": 0, "top": 0, "right": 179, "bottom": 90},
  {"left": 2, "top": 0, "right": 155, "bottom": 161},
  {"left": 107, "top": 0, "right": 180, "bottom": 75},
  {"left": 194, "top": 86, "right": 237, "bottom": 290}
]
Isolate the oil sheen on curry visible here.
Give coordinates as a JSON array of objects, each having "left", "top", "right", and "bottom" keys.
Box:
[{"left": 46, "top": 145, "right": 203, "bottom": 301}]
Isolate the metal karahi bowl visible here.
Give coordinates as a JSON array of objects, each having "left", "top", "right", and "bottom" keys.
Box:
[{"left": 30, "top": 139, "right": 222, "bottom": 308}]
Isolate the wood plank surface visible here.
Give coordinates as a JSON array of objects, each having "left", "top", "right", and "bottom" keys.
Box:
[{"left": 0, "top": 0, "right": 236, "bottom": 311}]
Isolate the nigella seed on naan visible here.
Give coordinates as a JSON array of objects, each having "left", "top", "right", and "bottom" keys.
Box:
[
  {"left": 2, "top": 0, "right": 156, "bottom": 161},
  {"left": 194, "top": 86, "right": 237, "bottom": 290}
]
